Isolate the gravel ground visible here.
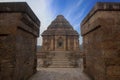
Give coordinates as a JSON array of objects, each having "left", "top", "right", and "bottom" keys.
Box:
[{"left": 29, "top": 68, "right": 91, "bottom": 80}]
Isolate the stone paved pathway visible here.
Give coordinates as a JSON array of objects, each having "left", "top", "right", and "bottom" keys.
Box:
[{"left": 29, "top": 68, "right": 91, "bottom": 80}]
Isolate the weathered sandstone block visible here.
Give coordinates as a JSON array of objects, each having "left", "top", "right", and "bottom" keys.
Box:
[
  {"left": 81, "top": 2, "right": 120, "bottom": 80},
  {"left": 0, "top": 2, "right": 40, "bottom": 80}
]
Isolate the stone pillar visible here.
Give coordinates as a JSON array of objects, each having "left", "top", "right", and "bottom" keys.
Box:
[
  {"left": 55, "top": 36, "right": 57, "bottom": 50},
  {"left": 64, "top": 36, "right": 66, "bottom": 50},
  {"left": 74, "top": 37, "right": 76, "bottom": 51},
  {"left": 0, "top": 2, "right": 40, "bottom": 80},
  {"left": 66, "top": 36, "right": 68, "bottom": 50},
  {"left": 81, "top": 2, "right": 120, "bottom": 80},
  {"left": 42, "top": 37, "right": 45, "bottom": 50},
  {"left": 53, "top": 36, "right": 55, "bottom": 50},
  {"left": 51, "top": 36, "right": 54, "bottom": 51},
  {"left": 70, "top": 36, "right": 74, "bottom": 51},
  {"left": 67, "top": 37, "right": 70, "bottom": 50},
  {"left": 47, "top": 36, "right": 50, "bottom": 51}
]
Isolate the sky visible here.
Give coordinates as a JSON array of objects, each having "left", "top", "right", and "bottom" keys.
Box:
[{"left": 0, "top": 0, "right": 120, "bottom": 45}]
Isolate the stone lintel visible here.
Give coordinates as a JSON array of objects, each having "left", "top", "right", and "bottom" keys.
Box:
[
  {"left": 81, "top": 17, "right": 117, "bottom": 36},
  {"left": 81, "top": 2, "right": 120, "bottom": 26},
  {"left": 0, "top": 2, "right": 40, "bottom": 26}
]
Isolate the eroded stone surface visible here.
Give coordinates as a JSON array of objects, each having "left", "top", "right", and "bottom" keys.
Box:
[
  {"left": 0, "top": 2, "right": 40, "bottom": 80},
  {"left": 81, "top": 2, "right": 120, "bottom": 80}
]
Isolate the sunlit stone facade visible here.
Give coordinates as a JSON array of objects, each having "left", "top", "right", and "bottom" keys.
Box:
[{"left": 42, "top": 15, "right": 79, "bottom": 51}]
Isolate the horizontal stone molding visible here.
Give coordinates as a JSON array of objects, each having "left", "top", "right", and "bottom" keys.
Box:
[
  {"left": 19, "top": 14, "right": 40, "bottom": 37},
  {"left": 0, "top": 2, "right": 40, "bottom": 26},
  {"left": 81, "top": 18, "right": 101, "bottom": 36}
]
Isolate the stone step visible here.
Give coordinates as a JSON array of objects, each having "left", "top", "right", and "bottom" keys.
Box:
[
  {"left": 51, "top": 64, "right": 70, "bottom": 67},
  {"left": 48, "top": 51, "right": 72, "bottom": 68},
  {"left": 53, "top": 57, "right": 68, "bottom": 58},
  {"left": 51, "top": 62, "right": 70, "bottom": 65},
  {"left": 53, "top": 58, "right": 68, "bottom": 59},
  {"left": 48, "top": 64, "right": 73, "bottom": 68},
  {"left": 51, "top": 63, "right": 70, "bottom": 65},
  {"left": 49, "top": 65, "right": 73, "bottom": 68},
  {"left": 52, "top": 60, "right": 69, "bottom": 62},
  {"left": 51, "top": 62, "right": 70, "bottom": 64},
  {"left": 52, "top": 59, "right": 69, "bottom": 61},
  {"left": 53, "top": 57, "right": 68, "bottom": 59},
  {"left": 52, "top": 61, "right": 70, "bottom": 63},
  {"left": 49, "top": 66, "right": 73, "bottom": 68},
  {"left": 52, "top": 63, "right": 70, "bottom": 65}
]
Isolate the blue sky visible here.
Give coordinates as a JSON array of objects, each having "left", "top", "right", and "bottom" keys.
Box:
[{"left": 0, "top": 0, "right": 120, "bottom": 45}]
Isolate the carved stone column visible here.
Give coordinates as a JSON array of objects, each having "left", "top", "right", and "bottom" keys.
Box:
[
  {"left": 51, "top": 36, "right": 54, "bottom": 51},
  {"left": 74, "top": 37, "right": 76, "bottom": 51},
  {"left": 55, "top": 36, "right": 57, "bottom": 50},
  {"left": 67, "top": 37, "right": 70, "bottom": 50},
  {"left": 63, "top": 36, "right": 66, "bottom": 51}
]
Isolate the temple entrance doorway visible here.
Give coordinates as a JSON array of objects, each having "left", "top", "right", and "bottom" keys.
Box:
[{"left": 56, "top": 37, "right": 64, "bottom": 51}]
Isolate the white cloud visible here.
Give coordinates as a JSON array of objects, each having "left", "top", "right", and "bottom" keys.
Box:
[
  {"left": 76, "top": 0, "right": 83, "bottom": 7},
  {"left": 72, "top": 9, "right": 85, "bottom": 24},
  {"left": 66, "top": 0, "right": 84, "bottom": 18},
  {"left": 74, "top": 23, "right": 80, "bottom": 29}
]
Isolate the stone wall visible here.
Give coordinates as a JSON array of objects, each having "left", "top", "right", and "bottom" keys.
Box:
[
  {"left": 0, "top": 2, "right": 40, "bottom": 80},
  {"left": 81, "top": 2, "right": 120, "bottom": 80},
  {"left": 42, "top": 35, "right": 79, "bottom": 51}
]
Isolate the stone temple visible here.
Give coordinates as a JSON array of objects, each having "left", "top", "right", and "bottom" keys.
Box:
[
  {"left": 37, "top": 15, "right": 80, "bottom": 68},
  {"left": 42, "top": 15, "right": 79, "bottom": 51}
]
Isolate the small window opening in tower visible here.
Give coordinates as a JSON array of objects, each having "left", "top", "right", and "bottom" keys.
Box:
[{"left": 58, "top": 41, "right": 63, "bottom": 47}]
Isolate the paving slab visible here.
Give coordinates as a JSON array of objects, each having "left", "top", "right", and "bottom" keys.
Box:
[{"left": 29, "top": 68, "right": 91, "bottom": 80}]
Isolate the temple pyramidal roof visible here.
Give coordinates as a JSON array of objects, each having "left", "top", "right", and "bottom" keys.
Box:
[{"left": 42, "top": 15, "right": 79, "bottom": 36}]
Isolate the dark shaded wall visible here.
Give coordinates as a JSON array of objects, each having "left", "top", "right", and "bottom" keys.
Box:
[
  {"left": 0, "top": 2, "right": 40, "bottom": 80},
  {"left": 81, "top": 2, "right": 120, "bottom": 80}
]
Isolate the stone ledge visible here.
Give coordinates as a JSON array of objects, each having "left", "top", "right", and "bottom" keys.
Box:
[
  {"left": 0, "top": 2, "right": 40, "bottom": 26},
  {"left": 81, "top": 18, "right": 101, "bottom": 36},
  {"left": 81, "top": 2, "right": 120, "bottom": 26}
]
